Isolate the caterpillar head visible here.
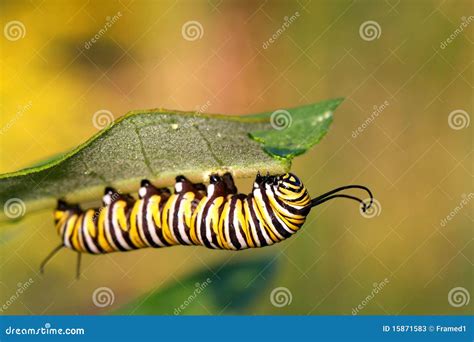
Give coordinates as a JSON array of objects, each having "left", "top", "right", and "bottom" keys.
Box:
[
  {"left": 274, "top": 173, "right": 309, "bottom": 204},
  {"left": 255, "top": 172, "right": 310, "bottom": 208},
  {"left": 255, "top": 172, "right": 301, "bottom": 188},
  {"left": 277, "top": 173, "right": 303, "bottom": 190}
]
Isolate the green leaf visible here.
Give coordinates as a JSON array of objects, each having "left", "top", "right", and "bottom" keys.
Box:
[
  {"left": 112, "top": 256, "right": 278, "bottom": 315},
  {"left": 249, "top": 98, "right": 342, "bottom": 158},
  {"left": 0, "top": 99, "right": 342, "bottom": 220}
]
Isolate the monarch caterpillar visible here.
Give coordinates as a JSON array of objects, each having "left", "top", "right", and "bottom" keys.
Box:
[{"left": 40, "top": 172, "right": 373, "bottom": 279}]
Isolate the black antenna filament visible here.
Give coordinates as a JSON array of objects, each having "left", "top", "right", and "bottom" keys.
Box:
[{"left": 311, "top": 185, "right": 373, "bottom": 212}]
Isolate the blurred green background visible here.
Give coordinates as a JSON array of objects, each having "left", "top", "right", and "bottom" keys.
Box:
[{"left": 0, "top": 0, "right": 472, "bottom": 315}]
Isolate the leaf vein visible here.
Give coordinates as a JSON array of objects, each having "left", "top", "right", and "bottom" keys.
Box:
[
  {"left": 193, "top": 126, "right": 224, "bottom": 167},
  {"left": 133, "top": 124, "right": 155, "bottom": 176}
]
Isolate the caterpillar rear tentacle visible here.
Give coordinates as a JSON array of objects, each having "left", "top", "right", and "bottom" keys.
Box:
[{"left": 41, "top": 172, "right": 373, "bottom": 279}]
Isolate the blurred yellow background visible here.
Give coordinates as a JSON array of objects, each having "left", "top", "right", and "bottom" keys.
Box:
[{"left": 0, "top": 0, "right": 472, "bottom": 315}]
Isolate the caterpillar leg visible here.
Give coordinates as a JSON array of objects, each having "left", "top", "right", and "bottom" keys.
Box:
[
  {"left": 174, "top": 175, "right": 207, "bottom": 200},
  {"left": 208, "top": 173, "right": 240, "bottom": 198},
  {"left": 222, "top": 172, "right": 238, "bottom": 194},
  {"left": 40, "top": 243, "right": 64, "bottom": 275},
  {"left": 255, "top": 171, "right": 276, "bottom": 186},
  {"left": 103, "top": 186, "right": 135, "bottom": 206},
  {"left": 76, "top": 252, "right": 82, "bottom": 280},
  {"left": 102, "top": 187, "right": 119, "bottom": 205},
  {"left": 208, "top": 174, "right": 228, "bottom": 197},
  {"left": 55, "top": 199, "right": 81, "bottom": 215},
  {"left": 139, "top": 179, "right": 171, "bottom": 199},
  {"left": 175, "top": 175, "right": 199, "bottom": 193}
]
